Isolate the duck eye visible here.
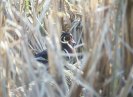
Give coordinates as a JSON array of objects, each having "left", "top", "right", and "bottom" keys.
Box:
[{"left": 65, "top": 35, "right": 71, "bottom": 41}]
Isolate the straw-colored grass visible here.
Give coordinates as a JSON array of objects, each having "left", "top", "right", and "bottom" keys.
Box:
[{"left": 0, "top": 0, "right": 133, "bottom": 97}]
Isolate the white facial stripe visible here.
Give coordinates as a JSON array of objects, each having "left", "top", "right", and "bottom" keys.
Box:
[{"left": 61, "top": 40, "right": 68, "bottom": 44}]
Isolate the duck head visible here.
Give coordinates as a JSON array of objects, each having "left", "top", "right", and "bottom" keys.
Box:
[{"left": 61, "top": 32, "right": 76, "bottom": 53}]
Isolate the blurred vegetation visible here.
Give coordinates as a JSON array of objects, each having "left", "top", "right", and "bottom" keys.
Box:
[{"left": 0, "top": 0, "right": 133, "bottom": 97}]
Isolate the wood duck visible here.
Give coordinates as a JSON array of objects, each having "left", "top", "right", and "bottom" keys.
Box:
[{"left": 35, "top": 32, "right": 76, "bottom": 64}]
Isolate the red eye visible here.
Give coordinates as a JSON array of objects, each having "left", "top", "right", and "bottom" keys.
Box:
[{"left": 65, "top": 35, "right": 72, "bottom": 41}]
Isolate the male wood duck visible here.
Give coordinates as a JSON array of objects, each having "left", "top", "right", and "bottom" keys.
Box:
[{"left": 35, "top": 32, "right": 76, "bottom": 64}]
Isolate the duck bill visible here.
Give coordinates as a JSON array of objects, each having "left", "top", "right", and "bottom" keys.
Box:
[
  {"left": 71, "top": 38, "right": 76, "bottom": 46},
  {"left": 72, "top": 38, "right": 76, "bottom": 44}
]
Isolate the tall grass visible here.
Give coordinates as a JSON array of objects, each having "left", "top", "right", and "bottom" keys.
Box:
[{"left": 0, "top": 0, "right": 133, "bottom": 97}]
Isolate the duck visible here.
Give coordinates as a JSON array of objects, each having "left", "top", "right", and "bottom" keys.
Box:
[{"left": 35, "top": 32, "right": 76, "bottom": 64}]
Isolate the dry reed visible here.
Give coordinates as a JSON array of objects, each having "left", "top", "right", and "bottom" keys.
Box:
[{"left": 0, "top": 0, "right": 133, "bottom": 97}]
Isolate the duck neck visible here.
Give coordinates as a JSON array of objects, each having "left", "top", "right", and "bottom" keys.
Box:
[{"left": 61, "top": 43, "right": 74, "bottom": 53}]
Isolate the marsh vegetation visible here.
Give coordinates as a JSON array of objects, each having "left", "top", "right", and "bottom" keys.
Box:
[{"left": 0, "top": 0, "right": 133, "bottom": 97}]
